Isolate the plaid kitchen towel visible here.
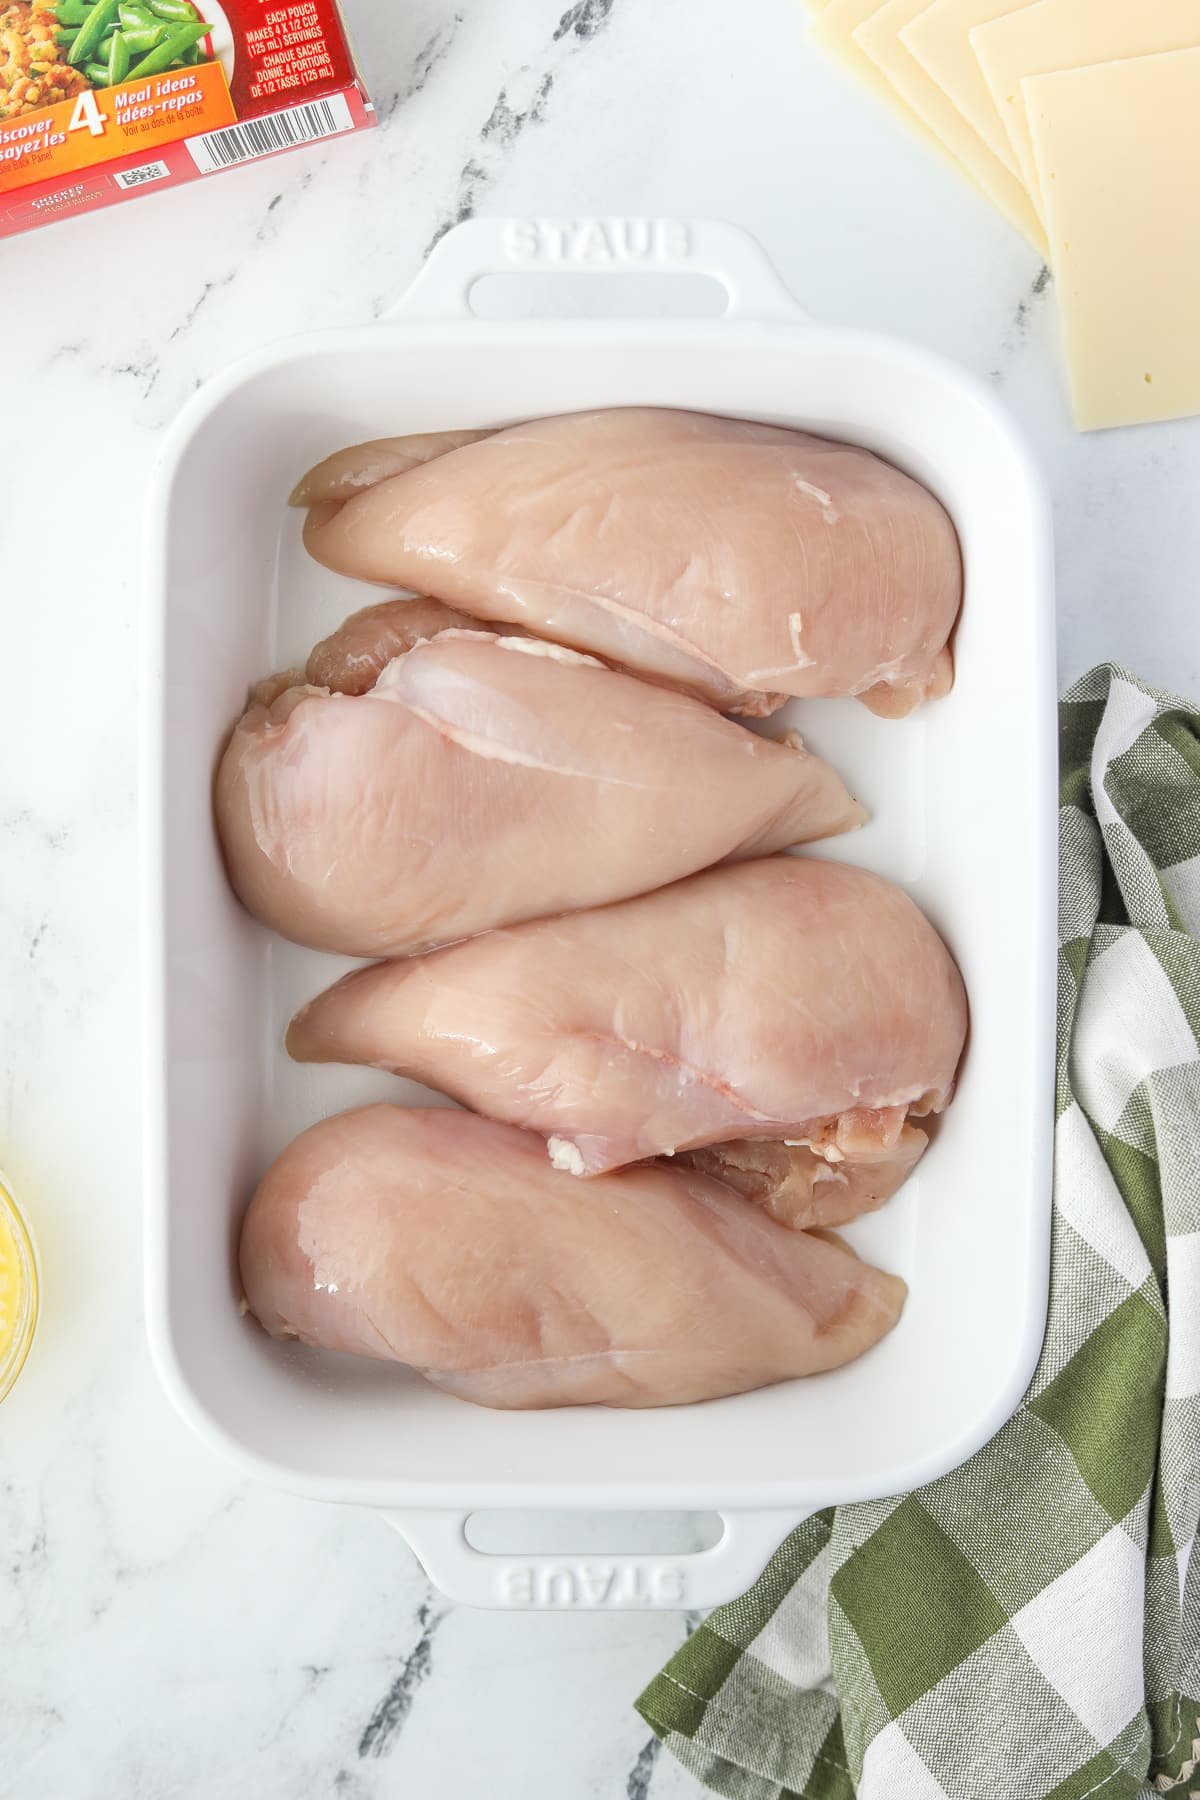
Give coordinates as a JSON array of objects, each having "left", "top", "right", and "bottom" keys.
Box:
[{"left": 638, "top": 665, "right": 1200, "bottom": 1800}]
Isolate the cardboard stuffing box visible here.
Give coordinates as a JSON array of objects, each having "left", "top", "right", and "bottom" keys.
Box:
[{"left": 0, "top": 0, "right": 372, "bottom": 237}]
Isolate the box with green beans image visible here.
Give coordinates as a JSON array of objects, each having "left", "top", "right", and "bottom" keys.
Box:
[
  {"left": 61, "top": 0, "right": 216, "bottom": 92},
  {"left": 0, "top": 0, "right": 372, "bottom": 236}
]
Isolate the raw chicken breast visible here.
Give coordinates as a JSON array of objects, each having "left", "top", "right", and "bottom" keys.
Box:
[
  {"left": 290, "top": 430, "right": 495, "bottom": 505},
  {"left": 305, "top": 597, "right": 489, "bottom": 695},
  {"left": 297, "top": 409, "right": 962, "bottom": 718},
  {"left": 684, "top": 1122, "right": 929, "bottom": 1232},
  {"left": 239, "top": 1105, "right": 907, "bottom": 1408},
  {"left": 215, "top": 632, "right": 863, "bottom": 957},
  {"left": 289, "top": 857, "right": 968, "bottom": 1177}
]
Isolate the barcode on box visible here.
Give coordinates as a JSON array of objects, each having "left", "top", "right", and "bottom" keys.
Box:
[
  {"left": 186, "top": 95, "right": 354, "bottom": 175},
  {"left": 113, "top": 161, "right": 171, "bottom": 190}
]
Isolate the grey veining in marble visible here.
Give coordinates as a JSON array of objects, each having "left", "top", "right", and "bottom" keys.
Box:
[{"left": 3, "top": 0, "right": 1199, "bottom": 1795}]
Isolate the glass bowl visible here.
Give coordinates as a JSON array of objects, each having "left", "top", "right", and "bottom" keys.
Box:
[{"left": 0, "top": 1179, "right": 38, "bottom": 1403}]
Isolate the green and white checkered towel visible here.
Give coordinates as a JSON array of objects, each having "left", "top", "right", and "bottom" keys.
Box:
[{"left": 638, "top": 665, "right": 1200, "bottom": 1800}]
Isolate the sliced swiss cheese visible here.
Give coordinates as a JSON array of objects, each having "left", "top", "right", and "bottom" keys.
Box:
[
  {"left": 899, "top": 0, "right": 1039, "bottom": 177},
  {"left": 1026, "top": 47, "right": 1200, "bottom": 429},
  {"left": 972, "top": 0, "right": 1200, "bottom": 221},
  {"left": 809, "top": 0, "right": 954, "bottom": 162},
  {"left": 851, "top": 0, "right": 1047, "bottom": 252}
]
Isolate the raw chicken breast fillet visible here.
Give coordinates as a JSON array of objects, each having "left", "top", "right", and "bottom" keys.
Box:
[
  {"left": 290, "top": 429, "right": 495, "bottom": 505},
  {"left": 215, "top": 630, "right": 862, "bottom": 957},
  {"left": 297, "top": 409, "right": 962, "bottom": 718},
  {"left": 685, "top": 1123, "right": 929, "bottom": 1231},
  {"left": 239, "top": 1105, "right": 907, "bottom": 1408},
  {"left": 289, "top": 857, "right": 968, "bottom": 1177},
  {"left": 305, "top": 596, "right": 490, "bottom": 694}
]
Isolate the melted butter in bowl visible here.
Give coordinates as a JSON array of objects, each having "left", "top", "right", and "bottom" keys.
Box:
[{"left": 0, "top": 1178, "right": 38, "bottom": 1404}]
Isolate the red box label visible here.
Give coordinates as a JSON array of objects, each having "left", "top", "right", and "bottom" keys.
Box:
[{"left": 0, "top": 0, "right": 371, "bottom": 236}]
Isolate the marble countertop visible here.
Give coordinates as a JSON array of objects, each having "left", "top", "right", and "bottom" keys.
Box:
[{"left": 3, "top": 0, "right": 1199, "bottom": 1794}]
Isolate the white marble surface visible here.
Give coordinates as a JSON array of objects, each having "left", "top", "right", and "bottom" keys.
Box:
[{"left": 3, "top": 0, "right": 1200, "bottom": 1794}]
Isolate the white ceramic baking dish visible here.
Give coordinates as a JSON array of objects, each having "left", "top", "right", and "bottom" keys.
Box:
[{"left": 143, "top": 217, "right": 1057, "bottom": 1610}]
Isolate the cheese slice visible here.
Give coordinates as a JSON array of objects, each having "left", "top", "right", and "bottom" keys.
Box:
[
  {"left": 809, "top": 0, "right": 959, "bottom": 163},
  {"left": 1026, "top": 47, "right": 1200, "bottom": 429},
  {"left": 899, "top": 0, "right": 1039, "bottom": 177},
  {"left": 972, "top": 0, "right": 1200, "bottom": 220},
  {"left": 851, "top": 0, "right": 1047, "bottom": 252}
]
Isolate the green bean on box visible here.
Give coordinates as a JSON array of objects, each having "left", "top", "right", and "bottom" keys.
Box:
[
  {"left": 126, "top": 19, "right": 208, "bottom": 75},
  {"left": 65, "top": 0, "right": 122, "bottom": 68},
  {"left": 121, "top": 24, "right": 166, "bottom": 53},
  {"left": 146, "top": 0, "right": 200, "bottom": 21},
  {"left": 106, "top": 28, "right": 129, "bottom": 82}
]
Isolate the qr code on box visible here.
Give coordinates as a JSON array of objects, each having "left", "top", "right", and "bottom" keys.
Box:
[{"left": 113, "top": 162, "right": 172, "bottom": 190}]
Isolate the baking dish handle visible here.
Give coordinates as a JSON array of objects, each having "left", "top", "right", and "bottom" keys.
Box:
[
  {"left": 384, "top": 1508, "right": 806, "bottom": 1610},
  {"left": 385, "top": 217, "right": 810, "bottom": 325}
]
